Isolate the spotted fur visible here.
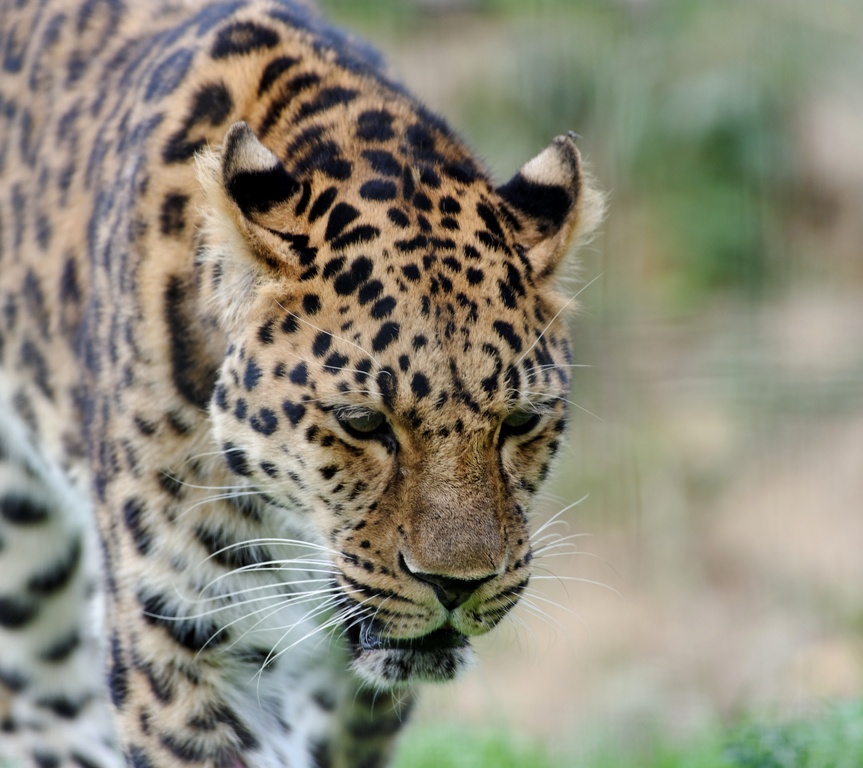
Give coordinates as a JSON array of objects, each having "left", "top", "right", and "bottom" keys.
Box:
[{"left": 0, "top": 1, "right": 603, "bottom": 766}]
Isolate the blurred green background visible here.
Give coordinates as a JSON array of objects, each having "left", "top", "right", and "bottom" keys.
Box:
[{"left": 321, "top": 1, "right": 863, "bottom": 765}]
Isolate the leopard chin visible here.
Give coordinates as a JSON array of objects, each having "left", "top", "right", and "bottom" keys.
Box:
[{"left": 346, "top": 618, "right": 475, "bottom": 688}]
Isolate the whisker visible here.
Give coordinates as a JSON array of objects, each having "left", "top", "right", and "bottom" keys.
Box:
[{"left": 516, "top": 272, "right": 603, "bottom": 366}]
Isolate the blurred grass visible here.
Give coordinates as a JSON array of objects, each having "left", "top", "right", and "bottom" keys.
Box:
[{"left": 395, "top": 699, "right": 863, "bottom": 768}]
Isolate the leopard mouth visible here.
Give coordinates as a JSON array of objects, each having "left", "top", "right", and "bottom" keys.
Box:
[
  {"left": 345, "top": 617, "right": 474, "bottom": 687},
  {"left": 354, "top": 620, "right": 469, "bottom": 652}
]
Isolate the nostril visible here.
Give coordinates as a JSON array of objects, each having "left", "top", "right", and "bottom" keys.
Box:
[{"left": 399, "top": 553, "right": 495, "bottom": 611}]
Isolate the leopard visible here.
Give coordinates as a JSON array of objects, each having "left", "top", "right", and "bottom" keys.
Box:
[{"left": 0, "top": 0, "right": 604, "bottom": 766}]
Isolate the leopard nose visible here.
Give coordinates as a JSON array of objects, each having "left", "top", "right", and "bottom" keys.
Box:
[{"left": 400, "top": 554, "right": 495, "bottom": 610}]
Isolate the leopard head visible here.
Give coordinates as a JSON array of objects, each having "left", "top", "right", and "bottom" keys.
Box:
[{"left": 196, "top": 117, "right": 602, "bottom": 688}]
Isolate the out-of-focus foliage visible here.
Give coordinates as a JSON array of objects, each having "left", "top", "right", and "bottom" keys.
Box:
[
  {"left": 323, "top": 0, "right": 863, "bottom": 306},
  {"left": 393, "top": 699, "right": 863, "bottom": 767}
]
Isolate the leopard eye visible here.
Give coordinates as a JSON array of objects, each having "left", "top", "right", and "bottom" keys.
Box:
[
  {"left": 500, "top": 409, "right": 542, "bottom": 439},
  {"left": 336, "top": 409, "right": 388, "bottom": 440}
]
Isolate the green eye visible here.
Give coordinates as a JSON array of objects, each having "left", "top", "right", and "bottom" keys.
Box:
[
  {"left": 337, "top": 409, "right": 387, "bottom": 438},
  {"left": 500, "top": 409, "right": 541, "bottom": 438}
]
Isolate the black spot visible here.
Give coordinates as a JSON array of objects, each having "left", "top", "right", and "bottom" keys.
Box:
[
  {"left": 258, "top": 319, "right": 275, "bottom": 345},
  {"left": 159, "top": 472, "right": 184, "bottom": 499},
  {"left": 259, "top": 72, "right": 321, "bottom": 134},
  {"left": 0, "top": 597, "right": 38, "bottom": 628},
  {"left": 410, "top": 373, "right": 430, "bottom": 399},
  {"left": 212, "top": 21, "right": 280, "bottom": 59},
  {"left": 289, "top": 363, "right": 308, "bottom": 385},
  {"left": 128, "top": 746, "right": 154, "bottom": 768},
  {"left": 406, "top": 123, "right": 439, "bottom": 160},
  {"left": 258, "top": 55, "right": 299, "bottom": 95},
  {"left": 1, "top": 494, "right": 50, "bottom": 525},
  {"left": 476, "top": 202, "right": 507, "bottom": 240},
  {"left": 443, "top": 159, "right": 480, "bottom": 184},
  {"left": 159, "top": 193, "right": 189, "bottom": 237},
  {"left": 413, "top": 192, "right": 433, "bottom": 211},
  {"left": 504, "top": 261, "right": 526, "bottom": 297},
  {"left": 108, "top": 633, "right": 128, "bottom": 707},
  {"left": 250, "top": 408, "right": 279, "bottom": 435},
  {"left": 333, "top": 256, "right": 373, "bottom": 296},
  {"left": 372, "top": 322, "right": 400, "bottom": 353},
  {"left": 412, "top": 334, "right": 428, "bottom": 350},
  {"left": 303, "top": 294, "right": 321, "bottom": 316},
  {"left": 260, "top": 461, "right": 279, "bottom": 478},
  {"left": 123, "top": 498, "right": 152, "bottom": 555},
  {"left": 356, "top": 109, "right": 395, "bottom": 142},
  {"left": 322, "top": 256, "right": 346, "bottom": 279},
  {"left": 164, "top": 276, "right": 218, "bottom": 407},
  {"left": 294, "top": 140, "right": 351, "bottom": 180},
  {"left": 395, "top": 235, "right": 427, "bottom": 254},
  {"left": 244, "top": 359, "right": 262, "bottom": 391},
  {"left": 370, "top": 297, "right": 396, "bottom": 319},
  {"left": 324, "top": 353, "right": 348, "bottom": 372},
  {"left": 377, "top": 367, "right": 397, "bottom": 411},
  {"left": 493, "top": 320, "right": 523, "bottom": 353},
  {"left": 144, "top": 47, "right": 194, "bottom": 102},
  {"left": 308, "top": 187, "right": 338, "bottom": 223},
  {"left": 357, "top": 280, "right": 383, "bottom": 306},
  {"left": 361, "top": 149, "right": 401, "bottom": 177},
  {"left": 296, "top": 86, "right": 359, "bottom": 121},
  {"left": 163, "top": 82, "right": 233, "bottom": 163},
  {"left": 223, "top": 442, "right": 252, "bottom": 476},
  {"left": 36, "top": 694, "right": 87, "bottom": 719},
  {"left": 439, "top": 196, "right": 461, "bottom": 214},
  {"left": 420, "top": 166, "right": 441, "bottom": 188},
  {"left": 282, "top": 400, "right": 306, "bottom": 426},
  {"left": 325, "top": 203, "right": 361, "bottom": 243},
  {"left": 498, "top": 280, "right": 517, "bottom": 309},
  {"left": 139, "top": 590, "right": 227, "bottom": 652},
  {"left": 359, "top": 179, "right": 397, "bottom": 201},
  {"left": 331, "top": 225, "right": 379, "bottom": 252},
  {"left": 387, "top": 208, "right": 410, "bottom": 228},
  {"left": 40, "top": 630, "right": 81, "bottom": 663},
  {"left": 213, "top": 384, "right": 229, "bottom": 411},
  {"left": 319, "top": 465, "right": 339, "bottom": 480},
  {"left": 401, "top": 264, "right": 420, "bottom": 282},
  {"left": 442, "top": 256, "right": 461, "bottom": 273},
  {"left": 464, "top": 244, "right": 481, "bottom": 260},
  {"left": 294, "top": 179, "right": 313, "bottom": 216},
  {"left": 0, "top": 665, "right": 27, "bottom": 692},
  {"left": 312, "top": 332, "right": 332, "bottom": 357},
  {"left": 33, "top": 751, "right": 60, "bottom": 768},
  {"left": 281, "top": 313, "right": 299, "bottom": 334},
  {"left": 27, "top": 539, "right": 81, "bottom": 596}
]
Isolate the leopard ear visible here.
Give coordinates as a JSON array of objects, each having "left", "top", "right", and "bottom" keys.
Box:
[
  {"left": 196, "top": 122, "right": 310, "bottom": 331},
  {"left": 197, "top": 121, "right": 309, "bottom": 271},
  {"left": 497, "top": 134, "right": 604, "bottom": 279}
]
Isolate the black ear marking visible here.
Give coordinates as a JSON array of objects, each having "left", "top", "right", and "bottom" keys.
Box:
[
  {"left": 497, "top": 174, "right": 574, "bottom": 236},
  {"left": 496, "top": 134, "right": 581, "bottom": 242},
  {"left": 222, "top": 121, "right": 300, "bottom": 218},
  {"left": 495, "top": 134, "right": 603, "bottom": 278}
]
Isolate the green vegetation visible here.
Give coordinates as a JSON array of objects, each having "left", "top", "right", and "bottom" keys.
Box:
[{"left": 395, "top": 699, "right": 863, "bottom": 767}]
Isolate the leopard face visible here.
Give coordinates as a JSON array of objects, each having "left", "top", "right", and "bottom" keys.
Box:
[{"left": 197, "top": 121, "right": 603, "bottom": 687}]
